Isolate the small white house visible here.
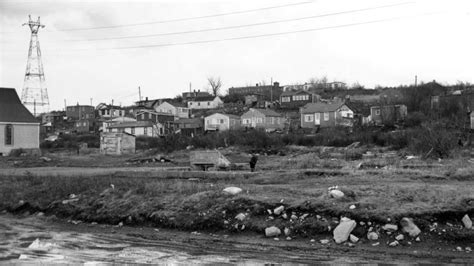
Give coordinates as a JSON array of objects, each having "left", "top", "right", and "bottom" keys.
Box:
[
  {"left": 107, "top": 121, "right": 158, "bottom": 137},
  {"left": 100, "top": 132, "right": 135, "bottom": 155},
  {"left": 0, "top": 88, "right": 40, "bottom": 156},
  {"left": 204, "top": 113, "right": 241, "bottom": 131},
  {"left": 188, "top": 96, "right": 224, "bottom": 110},
  {"left": 155, "top": 101, "right": 189, "bottom": 119},
  {"left": 102, "top": 116, "right": 137, "bottom": 132}
]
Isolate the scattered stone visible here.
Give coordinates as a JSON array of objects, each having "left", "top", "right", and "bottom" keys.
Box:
[
  {"left": 316, "top": 215, "right": 322, "bottom": 219},
  {"left": 466, "top": 247, "right": 472, "bottom": 252},
  {"left": 268, "top": 216, "right": 274, "bottom": 220},
  {"left": 389, "top": 240, "right": 399, "bottom": 247},
  {"left": 329, "top": 189, "right": 344, "bottom": 199},
  {"left": 223, "top": 220, "right": 229, "bottom": 225},
  {"left": 415, "top": 237, "right": 421, "bottom": 242},
  {"left": 284, "top": 227, "right": 291, "bottom": 236},
  {"left": 360, "top": 221, "right": 365, "bottom": 226},
  {"left": 28, "top": 239, "right": 56, "bottom": 250},
  {"left": 223, "top": 187, "right": 242, "bottom": 195},
  {"left": 235, "top": 213, "right": 247, "bottom": 221},
  {"left": 286, "top": 237, "right": 292, "bottom": 241},
  {"left": 282, "top": 213, "right": 288, "bottom": 219},
  {"left": 39, "top": 156, "right": 51, "bottom": 162},
  {"left": 36, "top": 212, "right": 44, "bottom": 217},
  {"left": 291, "top": 214, "right": 298, "bottom": 220},
  {"left": 118, "top": 222, "right": 123, "bottom": 227},
  {"left": 333, "top": 218, "right": 356, "bottom": 244},
  {"left": 395, "top": 234, "right": 404, "bottom": 241},
  {"left": 273, "top": 238, "right": 279, "bottom": 241},
  {"left": 349, "top": 205, "right": 356, "bottom": 210},
  {"left": 126, "top": 216, "right": 132, "bottom": 224},
  {"left": 91, "top": 222, "right": 98, "bottom": 225},
  {"left": 267, "top": 209, "right": 273, "bottom": 215},
  {"left": 407, "top": 241, "right": 412, "bottom": 245},
  {"left": 241, "top": 225, "right": 245, "bottom": 230},
  {"left": 320, "top": 239, "right": 330, "bottom": 244},
  {"left": 310, "top": 239, "right": 316, "bottom": 243},
  {"left": 349, "top": 234, "right": 359, "bottom": 243},
  {"left": 368, "top": 222, "right": 372, "bottom": 226},
  {"left": 274, "top": 206, "right": 284, "bottom": 216},
  {"left": 462, "top": 214, "right": 472, "bottom": 229},
  {"left": 387, "top": 218, "right": 391, "bottom": 222},
  {"left": 400, "top": 217, "right": 421, "bottom": 237},
  {"left": 300, "top": 213, "right": 309, "bottom": 220},
  {"left": 367, "top": 232, "right": 379, "bottom": 241},
  {"left": 456, "top": 246, "right": 463, "bottom": 252},
  {"left": 372, "top": 242, "right": 380, "bottom": 246},
  {"left": 382, "top": 224, "right": 398, "bottom": 231},
  {"left": 265, "top": 226, "right": 281, "bottom": 237},
  {"left": 446, "top": 222, "right": 453, "bottom": 227}
]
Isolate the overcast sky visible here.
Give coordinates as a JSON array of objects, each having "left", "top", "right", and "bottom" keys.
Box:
[{"left": 1, "top": 0, "right": 473, "bottom": 111}]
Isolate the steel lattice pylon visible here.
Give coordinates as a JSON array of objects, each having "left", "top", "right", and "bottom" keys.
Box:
[{"left": 21, "top": 15, "right": 49, "bottom": 116}]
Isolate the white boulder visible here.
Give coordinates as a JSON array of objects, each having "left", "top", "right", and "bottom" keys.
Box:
[
  {"left": 462, "top": 214, "right": 472, "bottom": 229},
  {"left": 400, "top": 217, "right": 421, "bottom": 237},
  {"left": 265, "top": 226, "right": 281, "bottom": 237},
  {"left": 223, "top": 187, "right": 242, "bottom": 195},
  {"left": 333, "top": 218, "right": 356, "bottom": 244}
]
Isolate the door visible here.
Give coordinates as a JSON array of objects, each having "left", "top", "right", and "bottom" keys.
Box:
[{"left": 315, "top": 113, "right": 320, "bottom": 125}]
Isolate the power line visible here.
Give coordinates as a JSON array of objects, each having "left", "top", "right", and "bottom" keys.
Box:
[
  {"left": 67, "top": 2, "right": 412, "bottom": 42},
  {"left": 50, "top": 1, "right": 315, "bottom": 32},
  {"left": 48, "top": 12, "right": 438, "bottom": 53}
]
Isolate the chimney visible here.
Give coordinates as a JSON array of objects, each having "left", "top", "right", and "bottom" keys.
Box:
[
  {"left": 273, "top": 82, "right": 279, "bottom": 88},
  {"left": 146, "top": 97, "right": 148, "bottom": 101},
  {"left": 256, "top": 83, "right": 259, "bottom": 87}
]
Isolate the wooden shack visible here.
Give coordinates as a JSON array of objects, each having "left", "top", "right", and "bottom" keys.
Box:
[{"left": 100, "top": 132, "right": 135, "bottom": 155}]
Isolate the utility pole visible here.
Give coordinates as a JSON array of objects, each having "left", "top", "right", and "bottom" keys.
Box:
[
  {"left": 415, "top": 75, "right": 418, "bottom": 87},
  {"left": 64, "top": 99, "right": 66, "bottom": 111},
  {"left": 90, "top": 98, "right": 93, "bottom": 106}
]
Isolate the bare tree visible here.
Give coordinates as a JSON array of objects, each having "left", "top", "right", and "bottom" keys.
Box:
[{"left": 207, "top": 76, "right": 223, "bottom": 96}]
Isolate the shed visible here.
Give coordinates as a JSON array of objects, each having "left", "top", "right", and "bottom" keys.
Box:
[{"left": 100, "top": 132, "right": 135, "bottom": 155}]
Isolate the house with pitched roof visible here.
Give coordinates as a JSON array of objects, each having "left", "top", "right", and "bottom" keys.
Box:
[
  {"left": 204, "top": 113, "right": 241, "bottom": 131},
  {"left": 280, "top": 90, "right": 319, "bottom": 109},
  {"left": 155, "top": 101, "right": 189, "bottom": 119},
  {"left": 107, "top": 121, "right": 159, "bottom": 137},
  {"left": 0, "top": 88, "right": 40, "bottom": 156},
  {"left": 300, "top": 102, "right": 354, "bottom": 128},
  {"left": 241, "top": 108, "right": 285, "bottom": 131},
  {"left": 187, "top": 95, "right": 223, "bottom": 110}
]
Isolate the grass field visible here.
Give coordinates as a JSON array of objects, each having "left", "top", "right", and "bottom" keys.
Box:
[{"left": 1, "top": 146, "right": 473, "bottom": 245}]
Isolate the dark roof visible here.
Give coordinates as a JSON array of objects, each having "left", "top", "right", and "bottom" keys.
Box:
[
  {"left": 346, "top": 101, "right": 371, "bottom": 116},
  {"left": 165, "top": 101, "right": 187, "bottom": 108},
  {"left": 190, "top": 96, "right": 217, "bottom": 102},
  {"left": 108, "top": 121, "right": 153, "bottom": 128},
  {"left": 250, "top": 108, "right": 282, "bottom": 117},
  {"left": 0, "top": 88, "right": 38, "bottom": 123},
  {"left": 301, "top": 102, "right": 348, "bottom": 113},
  {"left": 280, "top": 90, "right": 311, "bottom": 97},
  {"left": 206, "top": 113, "right": 240, "bottom": 120},
  {"left": 173, "top": 117, "right": 203, "bottom": 124}
]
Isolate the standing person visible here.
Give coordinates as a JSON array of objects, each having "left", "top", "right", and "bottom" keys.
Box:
[{"left": 249, "top": 153, "right": 258, "bottom": 172}]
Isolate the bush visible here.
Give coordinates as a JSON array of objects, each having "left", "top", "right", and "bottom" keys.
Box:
[{"left": 405, "top": 112, "right": 427, "bottom": 127}]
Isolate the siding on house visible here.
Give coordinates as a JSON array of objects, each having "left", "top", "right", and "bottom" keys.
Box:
[
  {"left": 280, "top": 90, "right": 318, "bottom": 109},
  {"left": 241, "top": 108, "right": 285, "bottom": 130},
  {"left": 0, "top": 88, "right": 40, "bottom": 156},
  {"left": 155, "top": 102, "right": 189, "bottom": 118},
  {"left": 300, "top": 102, "right": 354, "bottom": 128},
  {"left": 100, "top": 132, "right": 135, "bottom": 155},
  {"left": 204, "top": 113, "right": 241, "bottom": 131},
  {"left": 188, "top": 96, "right": 224, "bottom": 110},
  {"left": 107, "top": 121, "right": 157, "bottom": 137},
  {"left": 66, "top": 105, "right": 95, "bottom": 120},
  {"left": 370, "top": 104, "right": 407, "bottom": 125}
]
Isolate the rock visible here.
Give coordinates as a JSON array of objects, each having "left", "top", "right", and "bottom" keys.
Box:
[
  {"left": 359, "top": 221, "right": 365, "bottom": 226},
  {"left": 310, "top": 239, "right": 316, "bottom": 243},
  {"left": 273, "top": 206, "right": 284, "bottom": 216},
  {"left": 291, "top": 214, "right": 298, "bottom": 220},
  {"left": 300, "top": 213, "right": 309, "bottom": 220},
  {"left": 389, "top": 240, "right": 399, "bottom": 247},
  {"left": 223, "top": 187, "right": 242, "bottom": 195},
  {"left": 348, "top": 243, "right": 355, "bottom": 247},
  {"left": 267, "top": 209, "right": 272, "bottom": 215},
  {"left": 446, "top": 222, "right": 453, "bottom": 227},
  {"left": 282, "top": 213, "right": 288, "bottom": 219},
  {"left": 395, "top": 234, "right": 404, "bottom": 241},
  {"left": 466, "top": 247, "right": 472, "bottom": 252},
  {"left": 349, "top": 234, "right": 359, "bottom": 243},
  {"left": 284, "top": 227, "right": 291, "bottom": 236},
  {"left": 456, "top": 246, "right": 463, "bottom": 252},
  {"left": 367, "top": 232, "right": 379, "bottom": 241},
  {"left": 329, "top": 190, "right": 344, "bottom": 199},
  {"left": 400, "top": 217, "right": 421, "bottom": 237},
  {"left": 273, "top": 238, "right": 279, "bottom": 241},
  {"left": 28, "top": 239, "right": 56, "bottom": 250},
  {"left": 372, "top": 242, "right": 380, "bottom": 246},
  {"left": 286, "top": 237, "right": 292, "bottom": 241},
  {"left": 36, "top": 212, "right": 44, "bottom": 217},
  {"left": 39, "top": 156, "right": 51, "bottom": 162},
  {"left": 462, "top": 214, "right": 472, "bottom": 229},
  {"left": 235, "top": 213, "right": 247, "bottom": 221},
  {"left": 349, "top": 205, "right": 356, "bottom": 210},
  {"left": 320, "top": 239, "right": 330, "bottom": 244},
  {"left": 265, "top": 226, "right": 281, "bottom": 237},
  {"left": 316, "top": 215, "right": 322, "bottom": 219},
  {"left": 118, "top": 222, "right": 123, "bottom": 227},
  {"left": 382, "top": 224, "right": 398, "bottom": 231},
  {"left": 415, "top": 237, "right": 421, "bottom": 242},
  {"left": 333, "top": 218, "right": 356, "bottom": 244}
]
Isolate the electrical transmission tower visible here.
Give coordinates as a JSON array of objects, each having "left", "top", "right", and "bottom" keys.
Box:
[{"left": 21, "top": 15, "right": 49, "bottom": 116}]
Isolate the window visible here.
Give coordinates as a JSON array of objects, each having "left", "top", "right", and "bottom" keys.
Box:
[
  {"left": 208, "top": 102, "right": 210, "bottom": 106},
  {"left": 144, "top": 127, "right": 148, "bottom": 135},
  {"left": 324, "top": 112, "right": 329, "bottom": 121},
  {"left": 5, "top": 124, "right": 13, "bottom": 145},
  {"left": 198, "top": 102, "right": 201, "bottom": 106},
  {"left": 375, "top": 109, "right": 380, "bottom": 115},
  {"left": 257, "top": 118, "right": 263, "bottom": 123},
  {"left": 304, "top": 114, "right": 313, "bottom": 122},
  {"left": 220, "top": 119, "right": 224, "bottom": 124}
]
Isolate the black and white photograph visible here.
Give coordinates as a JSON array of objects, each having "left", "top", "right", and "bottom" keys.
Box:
[{"left": 0, "top": 0, "right": 473, "bottom": 264}]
